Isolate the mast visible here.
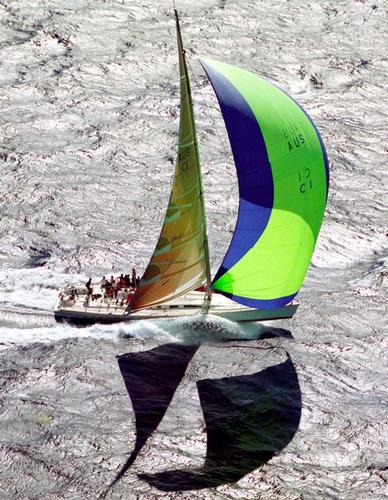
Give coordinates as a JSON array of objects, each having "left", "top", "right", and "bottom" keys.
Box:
[{"left": 174, "top": 8, "right": 212, "bottom": 305}]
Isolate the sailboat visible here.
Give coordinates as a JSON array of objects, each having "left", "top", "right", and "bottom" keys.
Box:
[{"left": 54, "top": 9, "right": 329, "bottom": 326}]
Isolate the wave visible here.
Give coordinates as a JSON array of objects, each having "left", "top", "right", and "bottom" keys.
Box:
[
  {"left": 0, "top": 307, "right": 56, "bottom": 329},
  {"left": 0, "top": 306, "right": 290, "bottom": 350},
  {"left": 119, "top": 314, "right": 291, "bottom": 344}
]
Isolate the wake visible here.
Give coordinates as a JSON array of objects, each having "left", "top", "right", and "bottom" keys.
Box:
[{"left": 0, "top": 306, "right": 289, "bottom": 350}]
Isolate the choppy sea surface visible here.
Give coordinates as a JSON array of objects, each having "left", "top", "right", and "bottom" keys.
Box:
[{"left": 0, "top": 0, "right": 387, "bottom": 498}]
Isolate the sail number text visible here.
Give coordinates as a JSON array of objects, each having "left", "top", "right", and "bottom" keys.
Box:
[
  {"left": 179, "top": 149, "right": 191, "bottom": 171},
  {"left": 299, "top": 168, "right": 312, "bottom": 193},
  {"left": 282, "top": 128, "right": 306, "bottom": 152}
]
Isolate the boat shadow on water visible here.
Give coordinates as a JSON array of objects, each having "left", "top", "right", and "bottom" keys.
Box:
[{"left": 109, "top": 334, "right": 301, "bottom": 492}]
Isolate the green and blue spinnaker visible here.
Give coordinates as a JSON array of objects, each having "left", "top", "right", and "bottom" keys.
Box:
[{"left": 201, "top": 59, "right": 329, "bottom": 309}]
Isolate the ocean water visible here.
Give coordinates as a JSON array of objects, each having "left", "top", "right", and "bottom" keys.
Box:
[{"left": 0, "top": 0, "right": 387, "bottom": 498}]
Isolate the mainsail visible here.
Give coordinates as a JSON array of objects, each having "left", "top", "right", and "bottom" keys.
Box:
[
  {"left": 201, "top": 59, "right": 329, "bottom": 310},
  {"left": 130, "top": 12, "right": 211, "bottom": 311}
]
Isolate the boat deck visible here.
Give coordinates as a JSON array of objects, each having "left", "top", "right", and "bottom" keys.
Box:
[{"left": 54, "top": 286, "right": 298, "bottom": 325}]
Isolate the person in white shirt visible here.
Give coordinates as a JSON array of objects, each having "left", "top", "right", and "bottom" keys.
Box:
[{"left": 116, "top": 288, "right": 125, "bottom": 306}]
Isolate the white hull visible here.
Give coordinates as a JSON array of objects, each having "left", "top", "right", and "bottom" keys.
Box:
[{"left": 54, "top": 289, "right": 298, "bottom": 325}]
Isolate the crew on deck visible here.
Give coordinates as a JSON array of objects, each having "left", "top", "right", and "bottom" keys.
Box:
[
  {"left": 79, "top": 269, "right": 139, "bottom": 307},
  {"left": 59, "top": 270, "right": 139, "bottom": 308},
  {"left": 86, "top": 277, "right": 93, "bottom": 297}
]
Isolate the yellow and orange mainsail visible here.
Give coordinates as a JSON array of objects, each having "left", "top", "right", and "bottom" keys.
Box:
[{"left": 130, "top": 10, "right": 211, "bottom": 311}]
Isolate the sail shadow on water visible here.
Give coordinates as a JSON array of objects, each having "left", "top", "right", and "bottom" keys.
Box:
[
  {"left": 140, "top": 354, "right": 301, "bottom": 491},
  {"left": 108, "top": 343, "right": 199, "bottom": 488}
]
